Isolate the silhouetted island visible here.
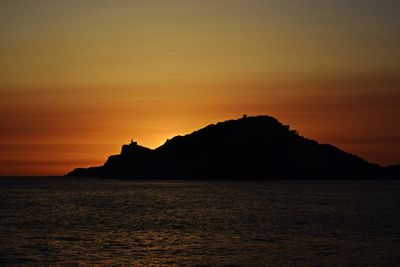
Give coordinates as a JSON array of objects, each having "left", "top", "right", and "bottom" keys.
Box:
[{"left": 67, "top": 115, "right": 399, "bottom": 179}]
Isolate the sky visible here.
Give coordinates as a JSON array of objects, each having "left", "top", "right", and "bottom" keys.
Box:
[{"left": 1, "top": 0, "right": 399, "bottom": 175}]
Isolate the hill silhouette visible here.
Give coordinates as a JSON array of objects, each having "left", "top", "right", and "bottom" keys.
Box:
[{"left": 67, "top": 115, "right": 397, "bottom": 179}]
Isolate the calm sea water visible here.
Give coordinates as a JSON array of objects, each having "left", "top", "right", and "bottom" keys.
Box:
[{"left": 0, "top": 177, "right": 399, "bottom": 266}]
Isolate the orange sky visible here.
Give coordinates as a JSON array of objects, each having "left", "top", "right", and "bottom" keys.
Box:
[{"left": 1, "top": 1, "right": 399, "bottom": 175}]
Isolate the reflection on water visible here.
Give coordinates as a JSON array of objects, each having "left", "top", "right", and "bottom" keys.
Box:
[{"left": 0, "top": 177, "right": 399, "bottom": 266}]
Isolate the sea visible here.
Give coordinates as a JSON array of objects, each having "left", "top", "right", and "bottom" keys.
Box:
[{"left": 0, "top": 177, "right": 399, "bottom": 266}]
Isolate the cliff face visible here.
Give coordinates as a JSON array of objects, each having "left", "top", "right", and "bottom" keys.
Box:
[{"left": 67, "top": 115, "right": 387, "bottom": 179}]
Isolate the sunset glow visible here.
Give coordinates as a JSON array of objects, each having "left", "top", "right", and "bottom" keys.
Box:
[{"left": 1, "top": 1, "right": 399, "bottom": 175}]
